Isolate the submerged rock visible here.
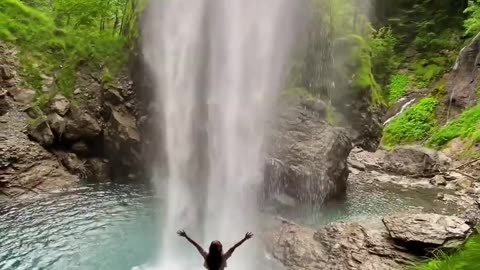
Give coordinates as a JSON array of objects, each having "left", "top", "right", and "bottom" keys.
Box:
[
  {"left": 383, "top": 145, "right": 450, "bottom": 176},
  {"left": 383, "top": 213, "right": 470, "bottom": 254}
]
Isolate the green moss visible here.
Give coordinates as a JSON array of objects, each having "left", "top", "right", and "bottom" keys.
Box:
[
  {"left": 383, "top": 97, "right": 438, "bottom": 146},
  {"left": 411, "top": 234, "right": 480, "bottom": 270},
  {"left": 388, "top": 73, "right": 410, "bottom": 104},
  {"left": 427, "top": 104, "right": 480, "bottom": 149}
]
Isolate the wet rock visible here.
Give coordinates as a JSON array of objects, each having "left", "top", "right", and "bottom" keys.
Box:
[
  {"left": 85, "top": 158, "right": 110, "bottom": 182},
  {"left": 64, "top": 107, "right": 102, "bottom": 141},
  {"left": 383, "top": 145, "right": 451, "bottom": 176},
  {"left": 430, "top": 175, "right": 447, "bottom": 186},
  {"left": 446, "top": 32, "right": 480, "bottom": 109},
  {"left": 47, "top": 113, "right": 66, "bottom": 136},
  {"left": 265, "top": 96, "right": 352, "bottom": 203},
  {"left": 27, "top": 117, "right": 54, "bottom": 147},
  {"left": 383, "top": 213, "right": 470, "bottom": 254},
  {"left": 59, "top": 152, "right": 84, "bottom": 173},
  {"left": 49, "top": 94, "right": 70, "bottom": 116},
  {"left": 301, "top": 98, "right": 326, "bottom": 117},
  {"left": 266, "top": 223, "right": 413, "bottom": 270},
  {"left": 71, "top": 141, "right": 90, "bottom": 156}
]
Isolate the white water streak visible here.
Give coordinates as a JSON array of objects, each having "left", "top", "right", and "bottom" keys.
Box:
[{"left": 143, "top": 0, "right": 305, "bottom": 269}]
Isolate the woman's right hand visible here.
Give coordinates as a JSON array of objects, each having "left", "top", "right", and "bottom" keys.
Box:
[
  {"left": 245, "top": 232, "right": 253, "bottom": 239},
  {"left": 177, "top": 230, "right": 187, "bottom": 237}
]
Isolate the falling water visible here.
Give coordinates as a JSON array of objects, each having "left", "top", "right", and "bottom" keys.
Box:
[{"left": 142, "top": 0, "right": 306, "bottom": 269}]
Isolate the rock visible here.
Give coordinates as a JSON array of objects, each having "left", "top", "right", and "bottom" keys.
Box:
[
  {"left": 265, "top": 98, "right": 352, "bottom": 203},
  {"left": 104, "top": 89, "right": 124, "bottom": 105},
  {"left": 462, "top": 203, "right": 480, "bottom": 227},
  {"left": 64, "top": 108, "right": 102, "bottom": 141},
  {"left": 0, "top": 65, "right": 14, "bottom": 80},
  {"left": 266, "top": 223, "right": 413, "bottom": 270},
  {"left": 71, "top": 141, "right": 90, "bottom": 156},
  {"left": 348, "top": 159, "right": 366, "bottom": 171},
  {"left": 446, "top": 32, "right": 480, "bottom": 109},
  {"left": 47, "top": 113, "right": 66, "bottom": 136},
  {"left": 8, "top": 88, "right": 35, "bottom": 104},
  {"left": 383, "top": 213, "right": 470, "bottom": 254},
  {"left": 383, "top": 145, "right": 451, "bottom": 176},
  {"left": 430, "top": 175, "right": 447, "bottom": 186},
  {"left": 27, "top": 117, "right": 54, "bottom": 147},
  {"left": 0, "top": 93, "right": 9, "bottom": 116},
  {"left": 49, "top": 94, "right": 70, "bottom": 116},
  {"left": 272, "top": 193, "right": 297, "bottom": 208},
  {"left": 74, "top": 88, "right": 82, "bottom": 95},
  {"left": 301, "top": 98, "right": 326, "bottom": 117},
  {"left": 22, "top": 105, "right": 43, "bottom": 119},
  {"left": 0, "top": 107, "right": 78, "bottom": 197},
  {"left": 85, "top": 158, "right": 110, "bottom": 182},
  {"left": 455, "top": 177, "right": 473, "bottom": 190},
  {"left": 59, "top": 152, "right": 83, "bottom": 173}
]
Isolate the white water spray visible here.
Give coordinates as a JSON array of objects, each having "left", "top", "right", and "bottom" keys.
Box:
[{"left": 142, "top": 0, "right": 305, "bottom": 269}]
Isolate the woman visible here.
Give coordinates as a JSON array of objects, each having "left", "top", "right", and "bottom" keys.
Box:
[{"left": 177, "top": 230, "right": 253, "bottom": 270}]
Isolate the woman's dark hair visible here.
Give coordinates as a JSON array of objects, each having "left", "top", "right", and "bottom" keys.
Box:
[{"left": 206, "top": 240, "right": 223, "bottom": 270}]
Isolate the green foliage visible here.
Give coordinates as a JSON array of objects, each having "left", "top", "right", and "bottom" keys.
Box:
[
  {"left": 465, "top": 0, "right": 480, "bottom": 36},
  {"left": 387, "top": 74, "right": 410, "bottom": 104},
  {"left": 370, "top": 27, "right": 400, "bottom": 86},
  {"left": 412, "top": 234, "right": 480, "bottom": 270},
  {"left": 0, "top": 0, "right": 130, "bottom": 99},
  {"left": 383, "top": 97, "right": 438, "bottom": 146},
  {"left": 428, "top": 104, "right": 480, "bottom": 148}
]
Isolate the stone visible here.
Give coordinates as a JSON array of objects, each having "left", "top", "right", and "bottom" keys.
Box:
[
  {"left": 22, "top": 105, "right": 43, "bottom": 119},
  {"left": 301, "top": 98, "right": 327, "bottom": 118},
  {"left": 430, "top": 175, "right": 447, "bottom": 186},
  {"left": 265, "top": 97, "right": 352, "bottom": 203},
  {"left": 383, "top": 213, "right": 470, "bottom": 253},
  {"left": 383, "top": 145, "right": 451, "bottom": 176},
  {"left": 64, "top": 109, "right": 102, "bottom": 141},
  {"left": 47, "top": 113, "right": 66, "bottom": 136},
  {"left": 86, "top": 158, "right": 110, "bottom": 182},
  {"left": 3, "top": 78, "right": 16, "bottom": 88},
  {"left": 71, "top": 141, "right": 90, "bottom": 156},
  {"left": 266, "top": 223, "right": 414, "bottom": 270},
  {"left": 104, "top": 89, "right": 124, "bottom": 105},
  {"left": 59, "top": 152, "right": 83, "bottom": 173},
  {"left": 74, "top": 88, "right": 82, "bottom": 95},
  {"left": 0, "top": 65, "right": 14, "bottom": 80},
  {"left": 348, "top": 159, "right": 366, "bottom": 171},
  {"left": 49, "top": 94, "right": 70, "bottom": 116},
  {"left": 27, "top": 117, "right": 54, "bottom": 147},
  {"left": 8, "top": 89, "right": 35, "bottom": 104}
]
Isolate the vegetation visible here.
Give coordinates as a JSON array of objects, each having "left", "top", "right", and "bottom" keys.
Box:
[
  {"left": 428, "top": 104, "right": 480, "bottom": 149},
  {"left": 383, "top": 97, "right": 438, "bottom": 147},
  {"left": 412, "top": 234, "right": 480, "bottom": 270},
  {"left": 0, "top": 0, "right": 139, "bottom": 103},
  {"left": 387, "top": 73, "right": 410, "bottom": 104}
]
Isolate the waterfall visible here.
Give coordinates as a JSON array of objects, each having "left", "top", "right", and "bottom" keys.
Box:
[{"left": 142, "top": 0, "right": 306, "bottom": 269}]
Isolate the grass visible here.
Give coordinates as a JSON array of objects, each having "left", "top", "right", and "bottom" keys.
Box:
[
  {"left": 383, "top": 97, "right": 438, "bottom": 147},
  {"left": 412, "top": 234, "right": 480, "bottom": 270},
  {"left": 388, "top": 73, "right": 410, "bottom": 104},
  {"left": 427, "top": 104, "right": 480, "bottom": 149},
  {"left": 0, "top": 0, "right": 127, "bottom": 103}
]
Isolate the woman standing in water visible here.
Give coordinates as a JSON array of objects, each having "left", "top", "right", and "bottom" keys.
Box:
[{"left": 177, "top": 230, "right": 253, "bottom": 270}]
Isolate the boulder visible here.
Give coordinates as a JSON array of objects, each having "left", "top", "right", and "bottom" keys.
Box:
[
  {"left": 8, "top": 88, "right": 35, "bottom": 104},
  {"left": 266, "top": 98, "right": 352, "bottom": 202},
  {"left": 383, "top": 145, "right": 451, "bottom": 176},
  {"left": 266, "top": 223, "right": 413, "bottom": 270},
  {"left": 27, "top": 117, "right": 54, "bottom": 147},
  {"left": 64, "top": 107, "right": 102, "bottom": 141},
  {"left": 383, "top": 213, "right": 470, "bottom": 254},
  {"left": 59, "top": 152, "right": 84, "bottom": 174},
  {"left": 49, "top": 94, "right": 70, "bottom": 116},
  {"left": 47, "top": 113, "right": 66, "bottom": 136},
  {"left": 85, "top": 158, "right": 111, "bottom": 182}
]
